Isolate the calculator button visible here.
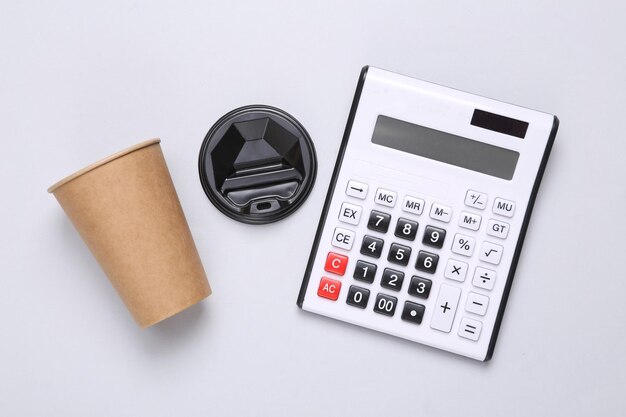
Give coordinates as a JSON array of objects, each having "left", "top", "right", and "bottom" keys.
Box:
[
  {"left": 422, "top": 225, "right": 446, "bottom": 248},
  {"left": 401, "top": 301, "right": 425, "bottom": 325},
  {"left": 458, "top": 317, "right": 482, "bottom": 341},
  {"left": 415, "top": 251, "right": 439, "bottom": 273},
  {"left": 332, "top": 227, "right": 355, "bottom": 250},
  {"left": 480, "top": 241, "right": 503, "bottom": 265},
  {"left": 408, "top": 276, "right": 432, "bottom": 299},
  {"left": 429, "top": 203, "right": 452, "bottom": 223},
  {"left": 353, "top": 260, "right": 377, "bottom": 283},
  {"left": 339, "top": 202, "right": 362, "bottom": 225},
  {"left": 466, "top": 292, "right": 489, "bottom": 316},
  {"left": 451, "top": 234, "right": 475, "bottom": 257},
  {"left": 346, "top": 285, "right": 370, "bottom": 309},
  {"left": 387, "top": 243, "right": 412, "bottom": 266},
  {"left": 472, "top": 267, "right": 497, "bottom": 290},
  {"left": 444, "top": 259, "right": 469, "bottom": 282},
  {"left": 375, "top": 188, "right": 397, "bottom": 207},
  {"left": 346, "top": 180, "right": 368, "bottom": 199},
  {"left": 430, "top": 284, "right": 461, "bottom": 333},
  {"left": 381, "top": 268, "right": 405, "bottom": 291},
  {"left": 458, "top": 211, "right": 482, "bottom": 231},
  {"left": 493, "top": 198, "right": 515, "bottom": 217},
  {"left": 487, "top": 219, "right": 510, "bottom": 239},
  {"left": 317, "top": 277, "right": 342, "bottom": 301},
  {"left": 373, "top": 293, "right": 398, "bottom": 316},
  {"left": 324, "top": 252, "right": 348, "bottom": 276},
  {"left": 394, "top": 217, "right": 418, "bottom": 241},
  {"left": 360, "top": 235, "right": 384, "bottom": 258},
  {"left": 402, "top": 195, "right": 425, "bottom": 215},
  {"left": 465, "top": 190, "right": 488, "bottom": 210},
  {"left": 367, "top": 210, "right": 391, "bottom": 233}
]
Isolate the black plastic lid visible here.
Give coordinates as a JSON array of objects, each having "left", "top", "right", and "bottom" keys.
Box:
[{"left": 198, "top": 105, "right": 317, "bottom": 224}]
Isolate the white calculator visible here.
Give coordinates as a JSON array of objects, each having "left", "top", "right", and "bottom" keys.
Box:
[{"left": 297, "top": 66, "right": 559, "bottom": 361}]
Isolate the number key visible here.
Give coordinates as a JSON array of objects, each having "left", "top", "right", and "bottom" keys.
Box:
[
  {"left": 360, "top": 235, "right": 384, "bottom": 258},
  {"left": 387, "top": 243, "right": 412, "bottom": 266},
  {"left": 367, "top": 210, "right": 391, "bottom": 233},
  {"left": 373, "top": 293, "right": 398, "bottom": 317},
  {"left": 408, "top": 276, "right": 432, "bottom": 299},
  {"left": 353, "top": 260, "right": 377, "bottom": 283},
  {"left": 346, "top": 285, "right": 370, "bottom": 309},
  {"left": 394, "top": 217, "right": 418, "bottom": 241},
  {"left": 381, "top": 268, "right": 405, "bottom": 291},
  {"left": 415, "top": 250, "right": 439, "bottom": 273},
  {"left": 422, "top": 225, "right": 446, "bottom": 248}
]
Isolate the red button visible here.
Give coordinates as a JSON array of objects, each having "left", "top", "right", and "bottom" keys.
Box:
[
  {"left": 317, "top": 277, "right": 342, "bottom": 301},
  {"left": 324, "top": 252, "right": 349, "bottom": 275}
]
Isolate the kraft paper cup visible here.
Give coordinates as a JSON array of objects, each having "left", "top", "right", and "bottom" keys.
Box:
[{"left": 48, "top": 139, "right": 211, "bottom": 328}]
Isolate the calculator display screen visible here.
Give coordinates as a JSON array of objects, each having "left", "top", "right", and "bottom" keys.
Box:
[{"left": 371, "top": 115, "right": 519, "bottom": 180}]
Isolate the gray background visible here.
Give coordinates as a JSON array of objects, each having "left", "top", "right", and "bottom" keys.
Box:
[{"left": 1, "top": 1, "right": 624, "bottom": 416}]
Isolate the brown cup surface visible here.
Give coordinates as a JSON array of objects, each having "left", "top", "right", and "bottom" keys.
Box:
[{"left": 49, "top": 139, "right": 211, "bottom": 328}]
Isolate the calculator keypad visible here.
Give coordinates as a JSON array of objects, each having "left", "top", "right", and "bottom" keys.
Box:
[{"left": 314, "top": 180, "right": 519, "bottom": 349}]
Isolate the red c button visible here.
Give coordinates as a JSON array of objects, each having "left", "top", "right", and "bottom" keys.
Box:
[{"left": 324, "top": 252, "right": 348, "bottom": 276}]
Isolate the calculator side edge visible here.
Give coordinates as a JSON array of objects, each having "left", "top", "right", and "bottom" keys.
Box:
[
  {"left": 297, "top": 66, "right": 370, "bottom": 308},
  {"left": 484, "top": 115, "right": 560, "bottom": 361}
]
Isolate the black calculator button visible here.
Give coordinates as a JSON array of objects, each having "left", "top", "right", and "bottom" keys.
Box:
[
  {"left": 394, "top": 217, "right": 418, "bottom": 241},
  {"left": 422, "top": 225, "right": 446, "bottom": 248},
  {"left": 353, "top": 260, "right": 377, "bottom": 283},
  {"left": 380, "top": 268, "right": 405, "bottom": 291},
  {"left": 367, "top": 210, "right": 391, "bottom": 233},
  {"left": 387, "top": 243, "right": 412, "bottom": 266},
  {"left": 346, "top": 285, "right": 370, "bottom": 309},
  {"left": 415, "top": 251, "right": 439, "bottom": 273},
  {"left": 401, "top": 301, "right": 425, "bottom": 324},
  {"left": 408, "top": 276, "right": 432, "bottom": 299},
  {"left": 373, "top": 293, "right": 397, "bottom": 317},
  {"left": 360, "top": 235, "right": 384, "bottom": 258}
]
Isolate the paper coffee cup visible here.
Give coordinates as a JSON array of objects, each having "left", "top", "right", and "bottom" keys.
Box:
[{"left": 48, "top": 139, "right": 211, "bottom": 328}]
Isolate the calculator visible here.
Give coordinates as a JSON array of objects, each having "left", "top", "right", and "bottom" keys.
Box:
[{"left": 297, "top": 66, "right": 559, "bottom": 361}]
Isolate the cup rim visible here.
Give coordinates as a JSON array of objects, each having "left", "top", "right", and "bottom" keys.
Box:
[{"left": 47, "top": 139, "right": 161, "bottom": 193}]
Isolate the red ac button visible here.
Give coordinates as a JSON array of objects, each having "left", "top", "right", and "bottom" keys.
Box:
[
  {"left": 318, "top": 277, "right": 342, "bottom": 301},
  {"left": 324, "top": 252, "right": 349, "bottom": 276}
]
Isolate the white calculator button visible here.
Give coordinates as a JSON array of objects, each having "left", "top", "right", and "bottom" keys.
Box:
[
  {"left": 480, "top": 241, "right": 503, "bottom": 265},
  {"left": 331, "top": 227, "right": 355, "bottom": 250},
  {"left": 458, "top": 317, "right": 482, "bottom": 341},
  {"left": 472, "top": 267, "right": 497, "bottom": 290},
  {"left": 458, "top": 211, "right": 482, "bottom": 231},
  {"left": 444, "top": 259, "right": 469, "bottom": 282},
  {"left": 493, "top": 198, "right": 515, "bottom": 217},
  {"left": 464, "top": 190, "right": 488, "bottom": 210},
  {"left": 375, "top": 188, "right": 397, "bottom": 207},
  {"left": 402, "top": 195, "right": 425, "bottom": 215},
  {"left": 338, "top": 202, "right": 362, "bottom": 225},
  {"left": 430, "top": 284, "right": 461, "bottom": 333},
  {"left": 429, "top": 203, "right": 452, "bottom": 223},
  {"left": 346, "top": 180, "right": 368, "bottom": 199},
  {"left": 466, "top": 292, "right": 489, "bottom": 316},
  {"left": 451, "top": 234, "right": 475, "bottom": 257},
  {"left": 486, "top": 219, "right": 510, "bottom": 239}
]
